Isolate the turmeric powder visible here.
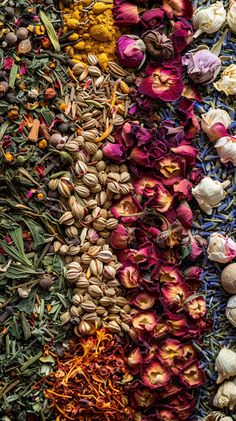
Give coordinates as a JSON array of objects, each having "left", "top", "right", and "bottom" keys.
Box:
[{"left": 61, "top": 0, "right": 121, "bottom": 69}]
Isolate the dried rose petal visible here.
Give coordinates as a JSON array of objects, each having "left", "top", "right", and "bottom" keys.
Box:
[
  {"left": 165, "top": 313, "right": 188, "bottom": 337},
  {"left": 139, "top": 63, "right": 184, "bottom": 102},
  {"left": 158, "top": 338, "right": 184, "bottom": 366},
  {"left": 141, "top": 8, "right": 165, "bottom": 30},
  {"left": 133, "top": 311, "right": 158, "bottom": 332},
  {"left": 146, "top": 184, "right": 173, "bottom": 212},
  {"left": 134, "top": 175, "right": 159, "bottom": 198},
  {"left": 158, "top": 265, "right": 184, "bottom": 284},
  {"left": 157, "top": 154, "right": 185, "bottom": 184},
  {"left": 161, "top": 281, "right": 193, "bottom": 309},
  {"left": 141, "top": 360, "right": 171, "bottom": 389},
  {"left": 132, "top": 387, "right": 158, "bottom": 408},
  {"left": 119, "top": 264, "right": 141, "bottom": 288},
  {"left": 184, "top": 295, "right": 207, "bottom": 319},
  {"left": 127, "top": 347, "right": 143, "bottom": 368},
  {"left": 179, "top": 360, "right": 205, "bottom": 388},
  {"left": 130, "top": 291, "right": 156, "bottom": 310},
  {"left": 163, "top": 0, "right": 193, "bottom": 19},
  {"left": 113, "top": 2, "right": 140, "bottom": 25}
]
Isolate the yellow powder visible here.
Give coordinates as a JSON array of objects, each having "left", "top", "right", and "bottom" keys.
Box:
[{"left": 61, "top": 0, "right": 121, "bottom": 68}]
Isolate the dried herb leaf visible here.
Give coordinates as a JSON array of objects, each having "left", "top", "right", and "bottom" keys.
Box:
[{"left": 39, "top": 11, "right": 60, "bottom": 52}]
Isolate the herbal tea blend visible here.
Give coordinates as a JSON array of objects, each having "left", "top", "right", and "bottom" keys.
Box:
[{"left": 0, "top": 0, "right": 236, "bottom": 420}]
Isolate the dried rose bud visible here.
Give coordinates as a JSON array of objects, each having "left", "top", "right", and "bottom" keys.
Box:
[
  {"left": 110, "top": 224, "right": 129, "bottom": 249},
  {"left": 142, "top": 30, "right": 174, "bottom": 60},
  {"left": 0, "top": 81, "right": 9, "bottom": 95},
  {"left": 119, "top": 264, "right": 141, "bottom": 288},
  {"left": 141, "top": 360, "right": 171, "bottom": 389},
  {"left": 44, "top": 88, "right": 56, "bottom": 100}
]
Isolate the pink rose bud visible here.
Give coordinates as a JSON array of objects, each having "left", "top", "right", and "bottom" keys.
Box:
[
  {"left": 110, "top": 224, "right": 129, "bottom": 249},
  {"left": 214, "top": 136, "right": 236, "bottom": 165},
  {"left": 182, "top": 49, "right": 221, "bottom": 85},
  {"left": 117, "top": 35, "right": 146, "bottom": 69},
  {"left": 201, "top": 108, "right": 231, "bottom": 141},
  {"left": 207, "top": 233, "right": 236, "bottom": 263}
]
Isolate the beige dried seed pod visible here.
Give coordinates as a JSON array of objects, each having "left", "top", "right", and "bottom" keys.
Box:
[
  {"left": 64, "top": 255, "right": 73, "bottom": 264},
  {"left": 82, "top": 173, "right": 98, "bottom": 188},
  {"left": 67, "top": 245, "right": 81, "bottom": 256},
  {"left": 82, "top": 312, "right": 98, "bottom": 321},
  {"left": 70, "top": 305, "right": 81, "bottom": 317},
  {"left": 75, "top": 320, "right": 93, "bottom": 336},
  {"left": 74, "top": 185, "right": 91, "bottom": 198},
  {"left": 96, "top": 250, "right": 113, "bottom": 263},
  {"left": 72, "top": 294, "right": 83, "bottom": 306},
  {"left": 120, "top": 164, "right": 128, "bottom": 172},
  {"left": 88, "top": 285, "right": 103, "bottom": 298},
  {"left": 106, "top": 218, "right": 118, "bottom": 230},
  {"left": 81, "top": 253, "right": 92, "bottom": 265},
  {"left": 202, "top": 412, "right": 233, "bottom": 421},
  {"left": 123, "top": 304, "right": 131, "bottom": 313},
  {"left": 60, "top": 311, "right": 71, "bottom": 325},
  {"left": 93, "top": 218, "right": 107, "bottom": 231},
  {"left": 99, "top": 296, "right": 115, "bottom": 307},
  {"left": 98, "top": 171, "right": 107, "bottom": 184},
  {"left": 83, "top": 119, "right": 97, "bottom": 130},
  {"left": 54, "top": 241, "right": 62, "bottom": 253},
  {"left": 59, "top": 211, "right": 75, "bottom": 226},
  {"left": 86, "top": 199, "right": 98, "bottom": 209},
  {"left": 99, "top": 230, "right": 110, "bottom": 239},
  {"left": 92, "top": 207, "right": 102, "bottom": 219},
  {"left": 83, "top": 112, "right": 93, "bottom": 121},
  {"left": 103, "top": 265, "right": 116, "bottom": 279},
  {"left": 59, "top": 244, "right": 70, "bottom": 255},
  {"left": 109, "top": 305, "right": 121, "bottom": 313},
  {"left": 107, "top": 182, "right": 120, "bottom": 194},
  {"left": 74, "top": 160, "right": 88, "bottom": 176},
  {"left": 120, "top": 172, "right": 131, "bottom": 183},
  {"left": 48, "top": 179, "right": 59, "bottom": 191},
  {"left": 82, "top": 131, "right": 97, "bottom": 141},
  {"left": 89, "top": 277, "right": 102, "bottom": 285},
  {"left": 80, "top": 242, "right": 91, "bottom": 252},
  {"left": 58, "top": 178, "right": 73, "bottom": 198},
  {"left": 87, "top": 54, "right": 98, "bottom": 65},
  {"left": 97, "top": 238, "right": 107, "bottom": 246},
  {"left": 109, "top": 164, "right": 120, "bottom": 173},
  {"left": 81, "top": 301, "right": 97, "bottom": 312},
  {"left": 107, "top": 172, "right": 121, "bottom": 182},
  {"left": 84, "top": 141, "right": 98, "bottom": 155},
  {"left": 107, "top": 321, "right": 121, "bottom": 333},
  {"left": 96, "top": 306, "right": 107, "bottom": 316},
  {"left": 90, "top": 184, "right": 102, "bottom": 193},
  {"left": 96, "top": 191, "right": 107, "bottom": 206},
  {"left": 76, "top": 275, "right": 90, "bottom": 288},
  {"left": 65, "top": 226, "right": 78, "bottom": 238},
  {"left": 87, "top": 245, "right": 101, "bottom": 256},
  {"left": 65, "top": 140, "right": 79, "bottom": 153},
  {"left": 96, "top": 161, "right": 106, "bottom": 171},
  {"left": 90, "top": 259, "right": 103, "bottom": 276},
  {"left": 120, "top": 184, "right": 131, "bottom": 195},
  {"left": 116, "top": 297, "right": 128, "bottom": 307},
  {"left": 93, "top": 150, "right": 103, "bottom": 161},
  {"left": 121, "top": 322, "right": 130, "bottom": 333}
]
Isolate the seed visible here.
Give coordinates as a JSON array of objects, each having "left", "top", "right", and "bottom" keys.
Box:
[
  {"left": 75, "top": 320, "right": 92, "bottom": 336},
  {"left": 82, "top": 312, "right": 98, "bottom": 321},
  {"left": 59, "top": 211, "right": 75, "bottom": 226},
  {"left": 59, "top": 244, "right": 70, "bottom": 255},
  {"left": 107, "top": 321, "right": 121, "bottom": 333},
  {"left": 86, "top": 199, "right": 98, "bottom": 209},
  {"left": 99, "top": 296, "right": 115, "bottom": 307},
  {"left": 82, "top": 173, "right": 98, "bottom": 187},
  {"left": 87, "top": 245, "right": 101, "bottom": 256},
  {"left": 48, "top": 179, "right": 59, "bottom": 191},
  {"left": 88, "top": 285, "right": 103, "bottom": 298},
  {"left": 96, "top": 250, "right": 113, "bottom": 263},
  {"left": 107, "top": 181, "right": 120, "bottom": 194},
  {"left": 70, "top": 305, "right": 81, "bottom": 317},
  {"left": 88, "top": 65, "right": 101, "bottom": 77},
  {"left": 65, "top": 226, "right": 78, "bottom": 238},
  {"left": 81, "top": 253, "right": 92, "bottom": 265},
  {"left": 71, "top": 202, "right": 85, "bottom": 220},
  {"left": 72, "top": 294, "right": 83, "bottom": 306},
  {"left": 106, "top": 218, "right": 118, "bottom": 230},
  {"left": 90, "top": 259, "right": 103, "bottom": 276},
  {"left": 87, "top": 54, "right": 98, "bottom": 65},
  {"left": 74, "top": 185, "right": 90, "bottom": 197},
  {"left": 81, "top": 301, "right": 97, "bottom": 312},
  {"left": 74, "top": 160, "right": 88, "bottom": 176},
  {"left": 103, "top": 265, "right": 116, "bottom": 279},
  {"left": 60, "top": 311, "right": 71, "bottom": 325}
]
